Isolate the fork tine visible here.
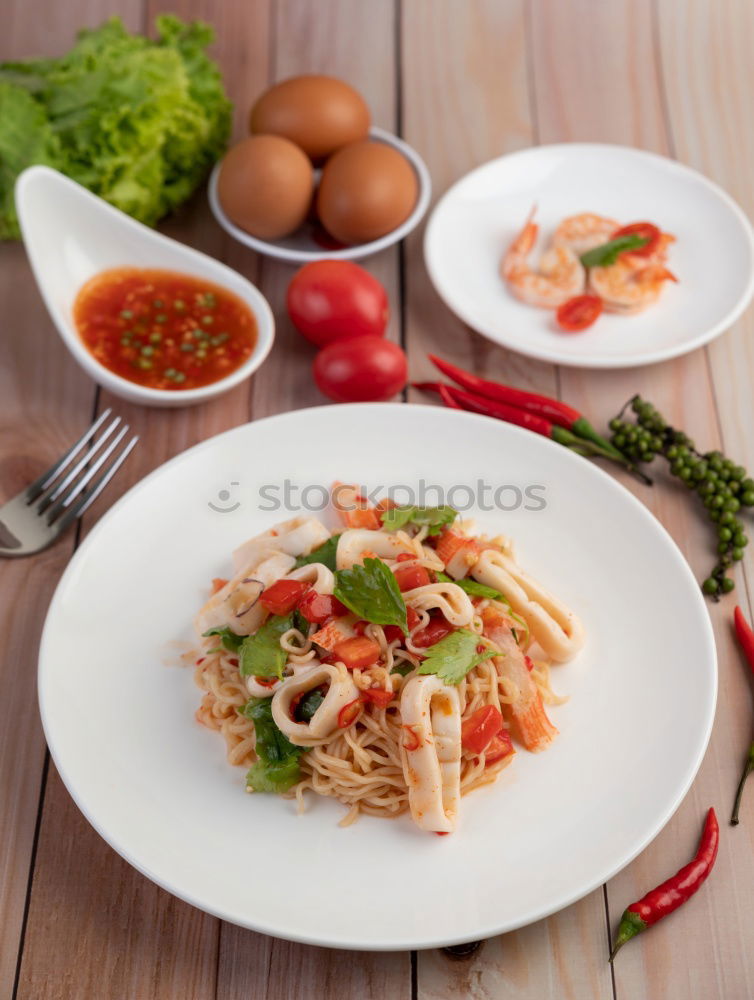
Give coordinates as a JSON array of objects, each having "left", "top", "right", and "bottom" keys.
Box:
[
  {"left": 26, "top": 408, "right": 112, "bottom": 502},
  {"left": 46, "top": 424, "right": 130, "bottom": 524},
  {"left": 36, "top": 416, "right": 121, "bottom": 514},
  {"left": 55, "top": 435, "right": 139, "bottom": 532}
]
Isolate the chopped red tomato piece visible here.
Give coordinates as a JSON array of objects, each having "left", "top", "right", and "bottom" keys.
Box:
[
  {"left": 383, "top": 606, "right": 419, "bottom": 643},
  {"left": 555, "top": 295, "right": 603, "bottom": 333},
  {"left": 461, "top": 705, "right": 503, "bottom": 754},
  {"left": 338, "top": 698, "right": 363, "bottom": 728},
  {"left": 361, "top": 688, "right": 394, "bottom": 708},
  {"left": 483, "top": 730, "right": 514, "bottom": 765},
  {"left": 393, "top": 564, "right": 431, "bottom": 592},
  {"left": 395, "top": 552, "right": 414, "bottom": 562},
  {"left": 353, "top": 619, "right": 369, "bottom": 636},
  {"left": 211, "top": 577, "right": 228, "bottom": 594},
  {"left": 333, "top": 636, "right": 381, "bottom": 669},
  {"left": 412, "top": 614, "right": 455, "bottom": 648},
  {"left": 298, "top": 591, "right": 348, "bottom": 624},
  {"left": 612, "top": 221, "right": 662, "bottom": 258},
  {"left": 260, "top": 579, "right": 310, "bottom": 615},
  {"left": 524, "top": 654, "right": 534, "bottom": 672}
]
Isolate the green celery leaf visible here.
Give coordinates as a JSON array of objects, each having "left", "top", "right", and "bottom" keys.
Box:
[
  {"left": 580, "top": 234, "right": 649, "bottom": 268},
  {"left": 417, "top": 628, "right": 496, "bottom": 685},
  {"left": 334, "top": 557, "right": 408, "bottom": 634},
  {"left": 380, "top": 505, "right": 457, "bottom": 536}
]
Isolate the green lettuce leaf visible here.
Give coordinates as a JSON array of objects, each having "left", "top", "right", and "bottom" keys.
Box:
[
  {"left": 201, "top": 625, "right": 244, "bottom": 652},
  {"left": 0, "top": 15, "right": 231, "bottom": 239},
  {"left": 239, "top": 614, "right": 293, "bottom": 680},
  {"left": 240, "top": 698, "right": 307, "bottom": 794}
]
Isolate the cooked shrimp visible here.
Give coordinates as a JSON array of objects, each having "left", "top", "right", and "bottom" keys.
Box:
[
  {"left": 589, "top": 259, "right": 677, "bottom": 315},
  {"left": 481, "top": 606, "right": 558, "bottom": 753},
  {"left": 501, "top": 209, "right": 585, "bottom": 308},
  {"left": 623, "top": 231, "right": 676, "bottom": 267},
  {"left": 552, "top": 212, "right": 620, "bottom": 255}
]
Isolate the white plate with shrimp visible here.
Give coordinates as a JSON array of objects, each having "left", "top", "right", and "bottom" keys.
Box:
[
  {"left": 424, "top": 143, "right": 754, "bottom": 368},
  {"left": 38, "top": 403, "right": 716, "bottom": 950}
]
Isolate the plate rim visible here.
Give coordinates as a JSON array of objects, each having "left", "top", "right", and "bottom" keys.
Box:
[
  {"left": 423, "top": 141, "right": 754, "bottom": 369},
  {"left": 38, "top": 402, "right": 718, "bottom": 949}
]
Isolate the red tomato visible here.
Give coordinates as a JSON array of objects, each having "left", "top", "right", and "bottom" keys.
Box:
[
  {"left": 395, "top": 552, "right": 414, "bottom": 562},
  {"left": 611, "top": 222, "right": 661, "bottom": 258},
  {"left": 555, "top": 295, "right": 603, "bottom": 333},
  {"left": 338, "top": 698, "right": 363, "bottom": 728},
  {"left": 313, "top": 336, "right": 408, "bottom": 403},
  {"left": 393, "top": 564, "right": 431, "bottom": 592},
  {"left": 461, "top": 706, "right": 503, "bottom": 754},
  {"left": 210, "top": 577, "right": 228, "bottom": 594},
  {"left": 298, "top": 592, "right": 348, "bottom": 624},
  {"left": 333, "top": 636, "right": 381, "bottom": 669},
  {"left": 259, "top": 579, "right": 310, "bottom": 615},
  {"left": 361, "top": 688, "right": 394, "bottom": 708},
  {"left": 483, "top": 731, "right": 514, "bottom": 766},
  {"left": 383, "top": 606, "right": 419, "bottom": 643},
  {"left": 287, "top": 260, "right": 389, "bottom": 347},
  {"left": 412, "top": 614, "right": 455, "bottom": 648}
]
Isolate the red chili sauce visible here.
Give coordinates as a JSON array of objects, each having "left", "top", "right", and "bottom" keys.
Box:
[{"left": 73, "top": 268, "right": 257, "bottom": 390}]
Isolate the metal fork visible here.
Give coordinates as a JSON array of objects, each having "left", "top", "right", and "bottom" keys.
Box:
[{"left": 0, "top": 409, "right": 138, "bottom": 557}]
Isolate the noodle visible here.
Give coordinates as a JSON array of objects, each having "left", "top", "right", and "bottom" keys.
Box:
[{"left": 190, "top": 505, "right": 580, "bottom": 832}]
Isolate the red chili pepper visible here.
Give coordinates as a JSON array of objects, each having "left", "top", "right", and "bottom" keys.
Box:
[
  {"left": 730, "top": 606, "right": 754, "bottom": 824},
  {"left": 416, "top": 380, "right": 651, "bottom": 484},
  {"left": 338, "top": 698, "right": 363, "bottom": 728},
  {"left": 610, "top": 808, "right": 719, "bottom": 961},
  {"left": 428, "top": 354, "right": 622, "bottom": 458},
  {"left": 402, "top": 724, "right": 422, "bottom": 751}
]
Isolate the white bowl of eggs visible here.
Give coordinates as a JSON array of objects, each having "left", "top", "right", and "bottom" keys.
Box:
[{"left": 208, "top": 75, "right": 431, "bottom": 264}]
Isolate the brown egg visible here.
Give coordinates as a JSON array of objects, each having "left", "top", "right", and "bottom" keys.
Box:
[
  {"left": 217, "top": 135, "right": 314, "bottom": 240},
  {"left": 250, "top": 75, "right": 370, "bottom": 161},
  {"left": 317, "top": 141, "right": 418, "bottom": 245}
]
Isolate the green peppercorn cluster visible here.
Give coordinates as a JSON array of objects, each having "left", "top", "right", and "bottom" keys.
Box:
[{"left": 609, "top": 395, "right": 753, "bottom": 599}]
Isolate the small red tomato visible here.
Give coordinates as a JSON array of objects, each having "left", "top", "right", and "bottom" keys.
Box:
[
  {"left": 313, "top": 335, "right": 408, "bottom": 402},
  {"left": 483, "top": 730, "right": 514, "bottom": 765},
  {"left": 611, "top": 222, "right": 662, "bottom": 258},
  {"left": 361, "top": 688, "right": 394, "bottom": 708},
  {"left": 383, "top": 607, "right": 419, "bottom": 643},
  {"left": 555, "top": 295, "right": 603, "bottom": 333},
  {"left": 287, "top": 260, "right": 389, "bottom": 347}
]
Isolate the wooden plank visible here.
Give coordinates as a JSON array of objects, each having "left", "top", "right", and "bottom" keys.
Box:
[
  {"left": 403, "top": 0, "right": 558, "bottom": 396},
  {"left": 0, "top": 5, "right": 145, "bottom": 994},
  {"left": 14, "top": 2, "right": 272, "bottom": 996},
  {"left": 216, "top": 0, "right": 411, "bottom": 992},
  {"left": 530, "top": 0, "right": 751, "bottom": 996},
  {"left": 401, "top": 3, "right": 611, "bottom": 998}
]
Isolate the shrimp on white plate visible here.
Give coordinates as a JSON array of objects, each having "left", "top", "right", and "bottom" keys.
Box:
[
  {"left": 589, "top": 258, "right": 677, "bottom": 315},
  {"left": 552, "top": 213, "right": 620, "bottom": 255},
  {"left": 501, "top": 208, "right": 586, "bottom": 308}
]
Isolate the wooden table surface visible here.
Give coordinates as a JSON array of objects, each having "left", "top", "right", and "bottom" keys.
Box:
[{"left": 3, "top": 1, "right": 754, "bottom": 997}]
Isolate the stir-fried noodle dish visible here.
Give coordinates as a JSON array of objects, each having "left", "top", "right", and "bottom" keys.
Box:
[{"left": 193, "top": 484, "right": 584, "bottom": 834}]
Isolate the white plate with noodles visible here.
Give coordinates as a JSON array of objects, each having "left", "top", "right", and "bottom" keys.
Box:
[
  {"left": 38, "top": 403, "right": 716, "bottom": 950},
  {"left": 424, "top": 143, "right": 754, "bottom": 368}
]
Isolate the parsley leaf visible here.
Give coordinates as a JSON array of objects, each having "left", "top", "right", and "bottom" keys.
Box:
[
  {"left": 240, "top": 697, "right": 307, "bottom": 793},
  {"left": 417, "top": 629, "right": 496, "bottom": 685},
  {"left": 202, "top": 625, "right": 244, "bottom": 652},
  {"left": 334, "top": 557, "right": 408, "bottom": 634},
  {"left": 580, "top": 234, "right": 649, "bottom": 269},
  {"left": 436, "top": 571, "right": 510, "bottom": 605},
  {"left": 294, "top": 534, "right": 341, "bottom": 571},
  {"left": 238, "top": 614, "right": 293, "bottom": 679},
  {"left": 380, "top": 505, "right": 457, "bottom": 536}
]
